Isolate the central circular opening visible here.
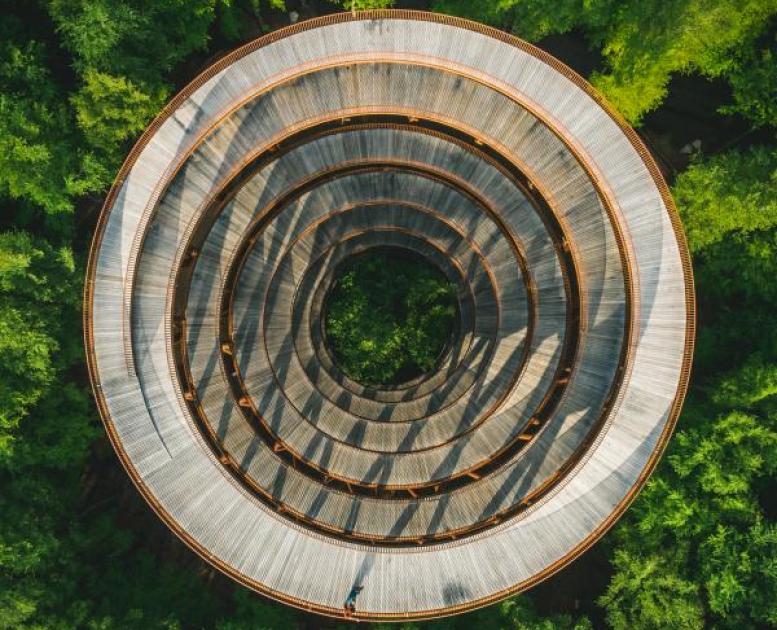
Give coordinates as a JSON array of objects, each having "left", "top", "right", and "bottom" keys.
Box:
[{"left": 324, "top": 248, "right": 459, "bottom": 388}]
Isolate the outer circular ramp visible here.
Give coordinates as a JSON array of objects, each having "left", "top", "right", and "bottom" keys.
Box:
[{"left": 84, "top": 10, "right": 694, "bottom": 621}]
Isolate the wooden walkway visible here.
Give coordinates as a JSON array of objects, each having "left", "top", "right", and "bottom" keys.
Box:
[{"left": 85, "top": 11, "right": 694, "bottom": 621}]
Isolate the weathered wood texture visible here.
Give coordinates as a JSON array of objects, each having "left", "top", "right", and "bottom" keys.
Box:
[{"left": 84, "top": 11, "right": 693, "bottom": 621}]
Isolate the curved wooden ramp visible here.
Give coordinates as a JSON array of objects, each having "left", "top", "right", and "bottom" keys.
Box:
[{"left": 85, "top": 11, "right": 694, "bottom": 621}]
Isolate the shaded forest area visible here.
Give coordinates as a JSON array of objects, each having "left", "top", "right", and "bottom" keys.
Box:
[
  {"left": 325, "top": 251, "right": 458, "bottom": 386},
  {"left": 0, "top": 1, "right": 775, "bottom": 628}
]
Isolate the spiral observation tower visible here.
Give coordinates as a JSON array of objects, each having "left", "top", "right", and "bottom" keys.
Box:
[{"left": 84, "top": 11, "right": 694, "bottom": 621}]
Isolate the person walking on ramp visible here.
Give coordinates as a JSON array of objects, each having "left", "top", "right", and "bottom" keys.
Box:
[{"left": 343, "top": 585, "right": 364, "bottom": 618}]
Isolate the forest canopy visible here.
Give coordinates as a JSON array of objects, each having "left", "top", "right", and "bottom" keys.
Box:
[
  {"left": 0, "top": 1, "right": 774, "bottom": 629},
  {"left": 325, "top": 251, "right": 458, "bottom": 386}
]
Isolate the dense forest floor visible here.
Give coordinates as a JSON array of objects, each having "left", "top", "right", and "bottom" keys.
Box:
[{"left": 1, "top": 1, "right": 774, "bottom": 629}]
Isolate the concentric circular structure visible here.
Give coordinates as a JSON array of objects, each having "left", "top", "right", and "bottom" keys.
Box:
[{"left": 84, "top": 11, "right": 694, "bottom": 621}]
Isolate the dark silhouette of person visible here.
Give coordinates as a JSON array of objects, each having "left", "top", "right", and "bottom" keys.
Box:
[{"left": 343, "top": 585, "right": 364, "bottom": 618}]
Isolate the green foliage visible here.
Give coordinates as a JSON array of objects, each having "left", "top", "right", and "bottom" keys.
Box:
[
  {"left": 0, "top": 230, "right": 93, "bottom": 618},
  {"left": 608, "top": 407, "right": 777, "bottom": 627},
  {"left": 674, "top": 148, "right": 777, "bottom": 375},
  {"left": 710, "top": 230, "right": 777, "bottom": 305},
  {"left": 435, "top": 0, "right": 777, "bottom": 127},
  {"left": 71, "top": 69, "right": 168, "bottom": 171},
  {"left": 693, "top": 228, "right": 777, "bottom": 373},
  {"left": 0, "top": 494, "right": 228, "bottom": 629},
  {"left": 0, "top": 0, "right": 222, "bottom": 222},
  {"left": 599, "top": 551, "right": 704, "bottom": 630},
  {"left": 216, "top": 589, "right": 299, "bottom": 630},
  {"left": 330, "top": 0, "right": 395, "bottom": 10},
  {"left": 325, "top": 252, "right": 457, "bottom": 385},
  {"left": 0, "top": 304, "right": 58, "bottom": 451},
  {"left": 217, "top": 0, "right": 287, "bottom": 41},
  {"left": 699, "top": 521, "right": 777, "bottom": 624},
  {"left": 433, "top": 0, "right": 581, "bottom": 40},
  {"left": 598, "top": 112, "right": 776, "bottom": 627},
  {"left": 712, "top": 352, "right": 777, "bottom": 410},
  {"left": 383, "top": 595, "right": 591, "bottom": 630},
  {"left": 498, "top": 597, "right": 593, "bottom": 630},
  {"left": 0, "top": 0, "right": 223, "bottom": 222},
  {"left": 674, "top": 147, "right": 777, "bottom": 253},
  {"left": 586, "top": 0, "right": 776, "bottom": 125},
  {"left": 45, "top": 0, "right": 220, "bottom": 194},
  {"left": 48, "top": 0, "right": 218, "bottom": 83},
  {"left": 721, "top": 32, "right": 777, "bottom": 128},
  {"left": 671, "top": 409, "right": 775, "bottom": 511},
  {"left": 0, "top": 15, "right": 89, "bottom": 217},
  {"left": 0, "top": 231, "right": 88, "bottom": 466}
]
